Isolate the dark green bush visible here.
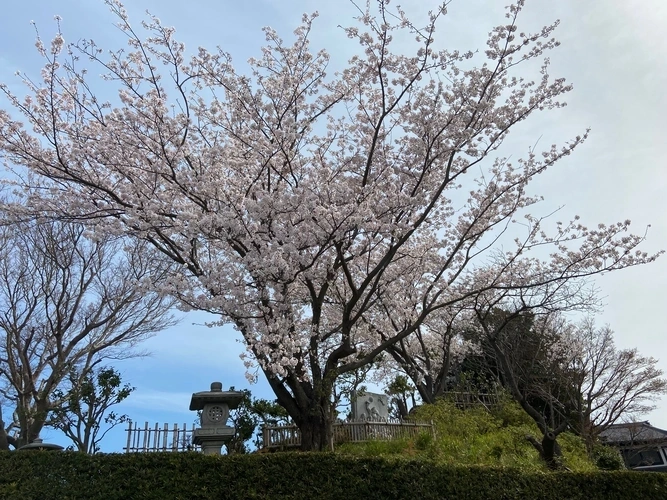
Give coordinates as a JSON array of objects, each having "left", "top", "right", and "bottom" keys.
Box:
[
  {"left": 0, "top": 451, "right": 664, "bottom": 500},
  {"left": 592, "top": 444, "right": 626, "bottom": 471}
]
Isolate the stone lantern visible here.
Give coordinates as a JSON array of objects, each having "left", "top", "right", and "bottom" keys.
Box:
[
  {"left": 17, "top": 438, "right": 64, "bottom": 451},
  {"left": 189, "top": 381, "right": 244, "bottom": 455}
]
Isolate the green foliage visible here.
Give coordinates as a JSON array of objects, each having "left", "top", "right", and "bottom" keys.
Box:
[
  {"left": 415, "top": 431, "right": 433, "bottom": 451},
  {"left": 339, "top": 399, "right": 595, "bottom": 472},
  {"left": 222, "top": 387, "right": 290, "bottom": 454},
  {"left": 591, "top": 444, "right": 626, "bottom": 471},
  {"left": 557, "top": 433, "right": 597, "bottom": 472},
  {"left": 0, "top": 451, "right": 664, "bottom": 500},
  {"left": 336, "top": 438, "right": 412, "bottom": 458},
  {"left": 50, "top": 366, "right": 134, "bottom": 454},
  {"left": 385, "top": 375, "right": 416, "bottom": 419},
  {"left": 386, "top": 374, "right": 414, "bottom": 397},
  {"left": 224, "top": 389, "right": 256, "bottom": 454},
  {"left": 489, "top": 394, "right": 537, "bottom": 428}
]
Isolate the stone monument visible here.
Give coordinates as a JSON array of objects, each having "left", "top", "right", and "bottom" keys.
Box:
[
  {"left": 351, "top": 391, "right": 390, "bottom": 421},
  {"left": 189, "top": 381, "right": 244, "bottom": 455}
]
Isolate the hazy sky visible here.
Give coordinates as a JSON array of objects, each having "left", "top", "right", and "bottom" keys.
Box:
[{"left": 1, "top": 0, "right": 665, "bottom": 452}]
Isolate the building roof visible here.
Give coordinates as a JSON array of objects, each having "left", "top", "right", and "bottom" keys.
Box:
[{"left": 599, "top": 421, "right": 667, "bottom": 445}]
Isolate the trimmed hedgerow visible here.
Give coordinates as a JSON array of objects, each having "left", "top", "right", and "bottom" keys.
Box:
[{"left": 0, "top": 451, "right": 665, "bottom": 500}]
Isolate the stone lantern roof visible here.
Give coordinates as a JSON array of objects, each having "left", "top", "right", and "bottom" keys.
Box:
[
  {"left": 17, "top": 438, "right": 64, "bottom": 451},
  {"left": 189, "top": 381, "right": 245, "bottom": 411}
]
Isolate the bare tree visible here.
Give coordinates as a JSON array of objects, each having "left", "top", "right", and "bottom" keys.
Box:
[
  {"left": 465, "top": 305, "right": 667, "bottom": 467},
  {"left": 468, "top": 307, "right": 578, "bottom": 468},
  {"left": 0, "top": 216, "right": 176, "bottom": 449},
  {"left": 568, "top": 320, "right": 667, "bottom": 452}
]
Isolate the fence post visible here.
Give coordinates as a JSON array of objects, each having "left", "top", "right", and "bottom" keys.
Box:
[
  {"left": 142, "top": 422, "right": 149, "bottom": 451},
  {"left": 162, "top": 423, "right": 167, "bottom": 449},
  {"left": 125, "top": 421, "right": 133, "bottom": 453},
  {"left": 151, "top": 423, "right": 158, "bottom": 451},
  {"left": 262, "top": 426, "right": 269, "bottom": 450}
]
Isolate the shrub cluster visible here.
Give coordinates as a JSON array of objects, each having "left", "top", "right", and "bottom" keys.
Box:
[{"left": 0, "top": 451, "right": 664, "bottom": 500}]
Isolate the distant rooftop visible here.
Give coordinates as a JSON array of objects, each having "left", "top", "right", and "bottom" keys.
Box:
[{"left": 599, "top": 421, "right": 667, "bottom": 445}]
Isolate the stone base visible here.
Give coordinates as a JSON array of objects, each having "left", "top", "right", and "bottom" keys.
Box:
[
  {"left": 201, "top": 441, "right": 229, "bottom": 455},
  {"left": 193, "top": 427, "right": 235, "bottom": 455}
]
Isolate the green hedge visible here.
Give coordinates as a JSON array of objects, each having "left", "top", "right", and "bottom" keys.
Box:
[{"left": 0, "top": 451, "right": 665, "bottom": 500}]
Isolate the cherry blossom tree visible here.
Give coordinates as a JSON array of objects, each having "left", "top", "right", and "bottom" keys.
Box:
[
  {"left": 0, "top": 1, "right": 661, "bottom": 450},
  {"left": 378, "top": 306, "right": 476, "bottom": 405}
]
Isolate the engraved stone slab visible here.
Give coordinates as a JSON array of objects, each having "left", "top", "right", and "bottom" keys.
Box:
[{"left": 351, "top": 391, "right": 389, "bottom": 421}]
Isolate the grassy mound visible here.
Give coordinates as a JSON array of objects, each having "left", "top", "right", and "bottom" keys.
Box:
[{"left": 336, "top": 399, "right": 596, "bottom": 471}]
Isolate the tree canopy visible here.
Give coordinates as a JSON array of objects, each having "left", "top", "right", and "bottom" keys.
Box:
[{"left": 0, "top": 0, "right": 660, "bottom": 449}]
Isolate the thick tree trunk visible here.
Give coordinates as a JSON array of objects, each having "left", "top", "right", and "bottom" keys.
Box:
[
  {"left": 395, "top": 398, "right": 409, "bottom": 420},
  {"left": 541, "top": 431, "right": 562, "bottom": 469},
  {"left": 526, "top": 431, "right": 563, "bottom": 470},
  {"left": 266, "top": 369, "right": 335, "bottom": 452},
  {"left": 416, "top": 383, "right": 436, "bottom": 405},
  {"left": 14, "top": 399, "right": 49, "bottom": 449},
  {"left": 297, "top": 413, "right": 333, "bottom": 451}
]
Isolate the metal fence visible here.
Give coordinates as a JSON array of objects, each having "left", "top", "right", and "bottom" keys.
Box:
[{"left": 124, "top": 421, "right": 200, "bottom": 453}]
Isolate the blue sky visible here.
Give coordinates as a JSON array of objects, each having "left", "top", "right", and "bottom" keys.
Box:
[{"left": 1, "top": 0, "right": 666, "bottom": 452}]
